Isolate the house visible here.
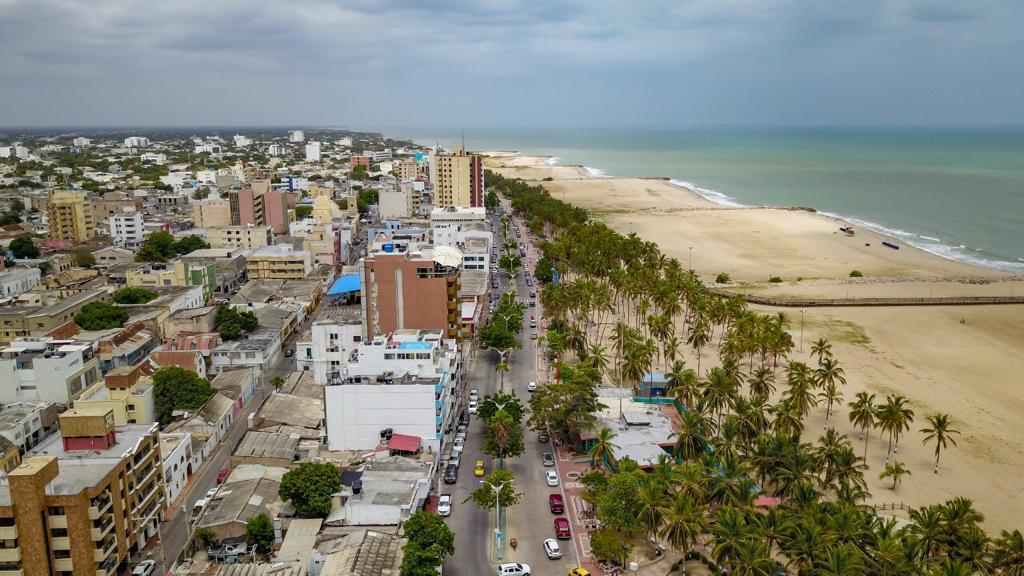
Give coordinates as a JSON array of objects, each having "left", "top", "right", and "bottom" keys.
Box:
[
  {"left": 330, "top": 456, "right": 432, "bottom": 526},
  {"left": 230, "top": 430, "right": 299, "bottom": 468},
  {"left": 160, "top": 432, "right": 194, "bottom": 508},
  {"left": 148, "top": 350, "right": 207, "bottom": 379},
  {"left": 209, "top": 327, "right": 282, "bottom": 375},
  {"left": 164, "top": 391, "right": 236, "bottom": 460},
  {"left": 193, "top": 473, "right": 285, "bottom": 541},
  {"left": 73, "top": 361, "right": 156, "bottom": 425},
  {"left": 162, "top": 306, "right": 219, "bottom": 338}
]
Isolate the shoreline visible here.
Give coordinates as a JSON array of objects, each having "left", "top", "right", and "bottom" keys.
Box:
[{"left": 483, "top": 151, "right": 1023, "bottom": 276}]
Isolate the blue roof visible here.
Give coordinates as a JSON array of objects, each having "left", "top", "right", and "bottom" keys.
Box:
[
  {"left": 398, "top": 341, "right": 431, "bottom": 350},
  {"left": 328, "top": 273, "right": 361, "bottom": 295}
]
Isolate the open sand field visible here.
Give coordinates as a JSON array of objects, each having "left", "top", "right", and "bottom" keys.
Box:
[{"left": 490, "top": 153, "right": 1024, "bottom": 531}]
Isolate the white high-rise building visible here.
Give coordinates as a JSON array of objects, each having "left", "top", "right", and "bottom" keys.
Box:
[
  {"left": 268, "top": 144, "right": 287, "bottom": 156},
  {"left": 72, "top": 137, "right": 92, "bottom": 147},
  {"left": 0, "top": 146, "right": 30, "bottom": 160},
  {"left": 305, "top": 141, "right": 321, "bottom": 162},
  {"left": 289, "top": 130, "right": 305, "bottom": 143},
  {"left": 194, "top": 142, "right": 222, "bottom": 154},
  {"left": 233, "top": 135, "right": 253, "bottom": 147},
  {"left": 295, "top": 318, "right": 363, "bottom": 385},
  {"left": 338, "top": 137, "right": 353, "bottom": 147},
  {"left": 124, "top": 136, "right": 150, "bottom": 148},
  {"left": 109, "top": 207, "right": 147, "bottom": 248}
]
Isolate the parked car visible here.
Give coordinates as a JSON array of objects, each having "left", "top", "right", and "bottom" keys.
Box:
[
  {"left": 468, "top": 400, "right": 479, "bottom": 414},
  {"left": 132, "top": 560, "right": 156, "bottom": 576},
  {"left": 438, "top": 494, "right": 452, "bottom": 517},
  {"left": 531, "top": 332, "right": 538, "bottom": 340},
  {"left": 546, "top": 470, "right": 560, "bottom": 487},
  {"left": 528, "top": 381, "right": 537, "bottom": 392},
  {"left": 474, "top": 460, "right": 485, "bottom": 477},
  {"left": 542, "top": 452, "right": 555, "bottom": 467},
  {"left": 469, "top": 389, "right": 479, "bottom": 401},
  {"left": 284, "top": 348, "right": 294, "bottom": 358},
  {"left": 444, "top": 464, "right": 458, "bottom": 484},
  {"left": 452, "top": 437, "right": 465, "bottom": 453},
  {"left": 497, "top": 563, "right": 532, "bottom": 576},
  {"left": 549, "top": 493, "right": 565, "bottom": 514},
  {"left": 216, "top": 467, "right": 229, "bottom": 484},
  {"left": 449, "top": 454, "right": 461, "bottom": 469},
  {"left": 569, "top": 568, "right": 592, "bottom": 576},
  {"left": 206, "top": 487, "right": 219, "bottom": 500},
  {"left": 539, "top": 431, "right": 549, "bottom": 443},
  {"left": 529, "top": 319, "right": 536, "bottom": 328},
  {"left": 554, "top": 517, "right": 571, "bottom": 539},
  {"left": 459, "top": 411, "right": 470, "bottom": 426},
  {"left": 544, "top": 538, "right": 563, "bottom": 559}
]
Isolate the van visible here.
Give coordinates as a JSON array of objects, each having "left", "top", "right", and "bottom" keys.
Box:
[
  {"left": 549, "top": 493, "right": 565, "bottom": 514},
  {"left": 444, "top": 463, "right": 458, "bottom": 484}
]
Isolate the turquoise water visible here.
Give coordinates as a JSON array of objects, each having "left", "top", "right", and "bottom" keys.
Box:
[{"left": 389, "top": 127, "right": 1024, "bottom": 273}]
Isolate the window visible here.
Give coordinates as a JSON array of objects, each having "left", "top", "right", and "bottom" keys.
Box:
[{"left": 47, "top": 506, "right": 65, "bottom": 516}]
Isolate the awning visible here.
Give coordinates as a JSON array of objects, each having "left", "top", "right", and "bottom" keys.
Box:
[
  {"left": 387, "top": 433, "right": 421, "bottom": 453},
  {"left": 328, "top": 273, "right": 361, "bottom": 295}
]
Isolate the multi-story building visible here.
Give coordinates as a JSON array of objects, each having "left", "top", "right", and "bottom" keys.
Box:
[
  {"left": 430, "top": 206, "right": 488, "bottom": 244},
  {"left": 90, "top": 192, "right": 144, "bottom": 222},
  {"left": 379, "top": 184, "right": 416, "bottom": 219},
  {"left": 74, "top": 362, "right": 156, "bottom": 426},
  {"left": 305, "top": 141, "right": 321, "bottom": 162},
  {"left": 289, "top": 130, "right": 305, "bottom": 143},
  {"left": 360, "top": 244, "right": 462, "bottom": 341},
  {"left": 47, "top": 189, "right": 95, "bottom": 243},
  {"left": 140, "top": 152, "right": 167, "bottom": 165},
  {"left": 0, "top": 289, "right": 109, "bottom": 345},
  {"left": 0, "top": 401, "right": 59, "bottom": 454},
  {"left": 233, "top": 135, "right": 252, "bottom": 147},
  {"left": 72, "top": 137, "right": 92, "bottom": 147},
  {"left": 228, "top": 186, "right": 288, "bottom": 234},
  {"left": 268, "top": 144, "right": 286, "bottom": 156},
  {"left": 0, "top": 146, "right": 30, "bottom": 160},
  {"left": 246, "top": 245, "right": 312, "bottom": 280},
  {"left": 262, "top": 190, "right": 289, "bottom": 234},
  {"left": 396, "top": 158, "right": 419, "bottom": 182},
  {"left": 123, "top": 136, "right": 150, "bottom": 147},
  {"left": 295, "top": 312, "right": 362, "bottom": 385},
  {"left": 349, "top": 155, "right": 371, "bottom": 170},
  {"left": 432, "top": 146, "right": 483, "bottom": 208},
  {"left": 126, "top": 260, "right": 217, "bottom": 299},
  {"left": 109, "top": 208, "right": 147, "bottom": 249},
  {"left": 0, "top": 267, "right": 42, "bottom": 298},
  {"left": 0, "top": 338, "right": 102, "bottom": 405},
  {"left": 191, "top": 198, "right": 232, "bottom": 227},
  {"left": 288, "top": 221, "right": 340, "bottom": 268},
  {"left": 0, "top": 410, "right": 164, "bottom": 576},
  {"left": 159, "top": 432, "right": 194, "bottom": 508},
  {"left": 207, "top": 225, "right": 273, "bottom": 251},
  {"left": 323, "top": 329, "right": 461, "bottom": 453},
  {"left": 209, "top": 327, "right": 282, "bottom": 375}
]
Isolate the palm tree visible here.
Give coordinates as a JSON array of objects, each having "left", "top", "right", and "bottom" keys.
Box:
[
  {"left": 667, "top": 360, "right": 699, "bottom": 410},
  {"left": 818, "top": 382, "right": 844, "bottom": 430},
  {"left": 879, "top": 461, "right": 910, "bottom": 491},
  {"left": 815, "top": 357, "right": 847, "bottom": 391},
  {"left": 878, "top": 394, "right": 914, "bottom": 464},
  {"left": 729, "top": 539, "right": 775, "bottom": 576},
  {"left": 671, "top": 408, "right": 712, "bottom": 462},
  {"left": 920, "top": 413, "right": 961, "bottom": 474},
  {"left": 635, "top": 481, "right": 667, "bottom": 541},
  {"left": 710, "top": 506, "right": 747, "bottom": 569},
  {"left": 991, "top": 529, "right": 1024, "bottom": 575},
  {"left": 817, "top": 543, "right": 867, "bottom": 575},
  {"left": 587, "top": 427, "right": 619, "bottom": 469},
  {"left": 746, "top": 366, "right": 776, "bottom": 399},
  {"left": 848, "top": 391, "right": 877, "bottom": 459},
  {"left": 658, "top": 491, "right": 707, "bottom": 557},
  {"left": 495, "top": 361, "right": 509, "bottom": 390},
  {"left": 810, "top": 337, "right": 833, "bottom": 365}
]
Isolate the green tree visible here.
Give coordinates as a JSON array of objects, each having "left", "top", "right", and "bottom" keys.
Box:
[
  {"left": 75, "top": 301, "right": 128, "bottom": 330},
  {"left": 596, "top": 466, "right": 643, "bottom": 534},
  {"left": 113, "top": 287, "right": 158, "bottom": 304},
  {"left": 9, "top": 199, "right": 24, "bottom": 213},
  {"left": 175, "top": 234, "right": 210, "bottom": 255},
  {"left": 295, "top": 205, "right": 313, "bottom": 219},
  {"left": 587, "top": 427, "right": 619, "bottom": 468},
  {"left": 215, "top": 305, "right": 259, "bottom": 340},
  {"left": 194, "top": 528, "right": 216, "bottom": 548},
  {"left": 279, "top": 462, "right": 342, "bottom": 517},
  {"left": 136, "top": 231, "right": 178, "bottom": 262},
  {"left": 246, "top": 513, "right": 275, "bottom": 553},
  {"left": 879, "top": 461, "right": 911, "bottom": 491},
  {"left": 73, "top": 248, "right": 96, "bottom": 268},
  {"left": 152, "top": 366, "right": 216, "bottom": 425},
  {"left": 9, "top": 237, "right": 39, "bottom": 259},
  {"left": 400, "top": 511, "right": 455, "bottom": 576},
  {"left": 0, "top": 211, "right": 21, "bottom": 225},
  {"left": 483, "top": 410, "right": 525, "bottom": 460},
  {"left": 485, "top": 190, "right": 500, "bottom": 209},
  {"left": 589, "top": 527, "right": 633, "bottom": 565},
  {"left": 477, "top": 393, "right": 525, "bottom": 424},
  {"left": 920, "top": 413, "right": 961, "bottom": 474},
  {"left": 466, "top": 469, "right": 521, "bottom": 511}
]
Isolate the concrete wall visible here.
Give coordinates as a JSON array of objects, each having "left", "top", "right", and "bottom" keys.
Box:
[{"left": 325, "top": 383, "right": 440, "bottom": 452}]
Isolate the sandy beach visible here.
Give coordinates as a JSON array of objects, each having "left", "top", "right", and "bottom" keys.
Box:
[{"left": 488, "top": 154, "right": 1024, "bottom": 531}]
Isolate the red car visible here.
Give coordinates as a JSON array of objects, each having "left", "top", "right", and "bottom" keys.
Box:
[
  {"left": 554, "top": 517, "right": 571, "bottom": 539},
  {"left": 216, "top": 467, "right": 229, "bottom": 484},
  {"left": 549, "top": 493, "right": 565, "bottom": 514}
]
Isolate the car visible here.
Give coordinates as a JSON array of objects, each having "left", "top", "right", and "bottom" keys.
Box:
[
  {"left": 554, "top": 517, "right": 571, "bottom": 539},
  {"left": 543, "top": 538, "right": 563, "bottom": 560},
  {"left": 459, "top": 411, "right": 470, "bottom": 426},
  {"left": 452, "top": 437, "right": 465, "bottom": 453},
  {"left": 549, "top": 493, "right": 565, "bottom": 514},
  {"left": 497, "top": 563, "right": 532, "bottom": 576},
  {"left": 449, "top": 454, "right": 461, "bottom": 468},
  {"left": 216, "top": 467, "right": 230, "bottom": 484},
  {"left": 542, "top": 452, "right": 555, "bottom": 467},
  {"left": 206, "top": 487, "right": 219, "bottom": 500},
  {"left": 529, "top": 300, "right": 536, "bottom": 307},
  {"left": 546, "top": 470, "right": 560, "bottom": 487},
  {"left": 531, "top": 332, "right": 538, "bottom": 340},
  {"left": 468, "top": 400, "right": 479, "bottom": 414},
  {"left": 469, "top": 389, "right": 479, "bottom": 401},
  {"left": 437, "top": 494, "right": 452, "bottom": 516},
  {"left": 529, "top": 319, "right": 536, "bottom": 328},
  {"left": 474, "top": 460, "right": 485, "bottom": 477},
  {"left": 539, "top": 431, "right": 550, "bottom": 443},
  {"left": 444, "top": 464, "right": 458, "bottom": 484},
  {"left": 569, "top": 568, "right": 592, "bottom": 576},
  {"left": 457, "top": 423, "right": 468, "bottom": 435},
  {"left": 132, "top": 560, "right": 156, "bottom": 576},
  {"left": 528, "top": 381, "right": 537, "bottom": 392}
]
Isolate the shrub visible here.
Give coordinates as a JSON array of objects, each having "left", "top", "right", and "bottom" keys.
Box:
[
  {"left": 75, "top": 301, "right": 128, "bottom": 330},
  {"left": 849, "top": 270, "right": 863, "bottom": 277},
  {"left": 113, "top": 287, "right": 158, "bottom": 304},
  {"left": 768, "top": 276, "right": 783, "bottom": 283},
  {"left": 715, "top": 272, "right": 731, "bottom": 284}
]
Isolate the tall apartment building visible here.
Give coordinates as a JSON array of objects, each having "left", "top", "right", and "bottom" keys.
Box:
[
  {"left": 432, "top": 146, "right": 483, "bottom": 208},
  {"left": 305, "top": 142, "right": 321, "bottom": 162},
  {"left": 191, "top": 198, "right": 232, "bottom": 228},
  {"left": 397, "top": 158, "right": 418, "bottom": 181},
  {"left": 246, "top": 245, "right": 313, "bottom": 280},
  {"left": 109, "top": 208, "right": 146, "bottom": 249},
  {"left": 360, "top": 245, "right": 462, "bottom": 341},
  {"left": 289, "top": 130, "right": 305, "bottom": 143},
  {"left": 0, "top": 410, "right": 164, "bottom": 576},
  {"left": 295, "top": 313, "right": 363, "bottom": 385},
  {"left": 229, "top": 185, "right": 288, "bottom": 234},
  {"left": 268, "top": 144, "right": 286, "bottom": 156},
  {"left": 207, "top": 225, "right": 273, "bottom": 250},
  {"left": 72, "top": 137, "right": 92, "bottom": 147},
  {"left": 47, "top": 189, "right": 95, "bottom": 243},
  {"left": 233, "top": 135, "right": 252, "bottom": 147},
  {"left": 123, "top": 136, "right": 150, "bottom": 148},
  {"left": 0, "top": 338, "right": 102, "bottom": 404}
]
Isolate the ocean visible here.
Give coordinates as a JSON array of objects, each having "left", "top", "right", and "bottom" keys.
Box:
[{"left": 388, "top": 126, "right": 1024, "bottom": 273}]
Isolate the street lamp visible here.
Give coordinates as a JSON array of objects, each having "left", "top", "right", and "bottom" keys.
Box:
[
  {"left": 688, "top": 246, "right": 693, "bottom": 270},
  {"left": 799, "top": 308, "right": 806, "bottom": 353},
  {"left": 479, "top": 478, "right": 514, "bottom": 561}
]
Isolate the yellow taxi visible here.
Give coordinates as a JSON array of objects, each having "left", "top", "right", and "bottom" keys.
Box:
[
  {"left": 474, "top": 460, "right": 485, "bottom": 477},
  {"left": 569, "top": 569, "right": 591, "bottom": 576}
]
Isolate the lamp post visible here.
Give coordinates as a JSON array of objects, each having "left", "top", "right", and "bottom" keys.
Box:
[
  {"left": 688, "top": 246, "right": 693, "bottom": 270},
  {"left": 480, "top": 478, "right": 514, "bottom": 561},
  {"left": 494, "top": 347, "right": 515, "bottom": 392},
  {"left": 799, "top": 308, "right": 806, "bottom": 353}
]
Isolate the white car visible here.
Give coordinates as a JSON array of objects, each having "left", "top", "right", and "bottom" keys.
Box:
[
  {"left": 531, "top": 332, "right": 538, "bottom": 340},
  {"left": 546, "top": 470, "right": 560, "bottom": 487},
  {"left": 469, "top": 388, "right": 479, "bottom": 400},
  {"left": 528, "top": 381, "right": 537, "bottom": 392},
  {"left": 206, "top": 487, "right": 219, "bottom": 500},
  {"left": 543, "top": 538, "right": 562, "bottom": 560},
  {"left": 132, "top": 561, "right": 156, "bottom": 576},
  {"left": 438, "top": 494, "right": 452, "bottom": 517},
  {"left": 453, "top": 437, "right": 465, "bottom": 453},
  {"left": 468, "top": 400, "right": 479, "bottom": 414},
  {"left": 497, "top": 563, "right": 532, "bottom": 576}
]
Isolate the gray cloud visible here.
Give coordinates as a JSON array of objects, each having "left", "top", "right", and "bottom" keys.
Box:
[{"left": 0, "top": 0, "right": 1021, "bottom": 127}]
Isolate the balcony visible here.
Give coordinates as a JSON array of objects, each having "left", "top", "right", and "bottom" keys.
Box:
[
  {"left": 91, "top": 518, "right": 113, "bottom": 541},
  {"left": 0, "top": 526, "right": 14, "bottom": 540},
  {"left": 49, "top": 515, "right": 68, "bottom": 529},
  {"left": 51, "top": 536, "right": 71, "bottom": 550},
  {"left": 0, "top": 569, "right": 23, "bottom": 576},
  {"left": 0, "top": 550, "right": 19, "bottom": 563},
  {"left": 94, "top": 539, "right": 116, "bottom": 562},
  {"left": 53, "top": 558, "right": 72, "bottom": 573},
  {"left": 88, "top": 500, "right": 112, "bottom": 519}
]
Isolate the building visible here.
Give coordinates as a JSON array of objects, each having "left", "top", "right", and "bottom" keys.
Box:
[
  {"left": 0, "top": 338, "right": 102, "bottom": 404},
  {"left": 159, "top": 432, "right": 193, "bottom": 508},
  {"left": 0, "top": 289, "right": 109, "bottom": 345},
  {"left": 209, "top": 328, "right": 282, "bottom": 375},
  {"left": 0, "top": 267, "right": 41, "bottom": 298},
  {"left": 47, "top": 189, "right": 95, "bottom": 243},
  {"left": 295, "top": 312, "right": 362, "bottom": 385},
  {"left": 360, "top": 245, "right": 462, "bottom": 340},
  {"left": 109, "top": 207, "right": 147, "bottom": 248},
  {"left": 230, "top": 430, "right": 298, "bottom": 468},
  {"left": 207, "top": 225, "right": 273, "bottom": 250},
  {"left": 229, "top": 186, "right": 289, "bottom": 234},
  {"left": 91, "top": 192, "right": 143, "bottom": 222},
  {"left": 305, "top": 141, "right": 321, "bottom": 162},
  {"left": 73, "top": 362, "right": 156, "bottom": 426},
  {"left": 233, "top": 135, "right": 252, "bottom": 147},
  {"left": 247, "top": 245, "right": 313, "bottom": 280},
  {"left": 430, "top": 205, "right": 487, "bottom": 243},
  {"left": 289, "top": 130, "right": 305, "bottom": 143},
  {"left": 268, "top": 144, "right": 287, "bottom": 156},
  {"left": 124, "top": 136, "right": 151, "bottom": 147},
  {"left": 0, "top": 401, "right": 58, "bottom": 454},
  {"left": 396, "top": 158, "right": 418, "bottom": 182},
  {"left": 349, "top": 156, "right": 371, "bottom": 170},
  {"left": 263, "top": 190, "right": 290, "bottom": 234},
  {"left": 194, "top": 142, "right": 222, "bottom": 155},
  {"left": 126, "top": 260, "right": 218, "bottom": 298},
  {"left": 164, "top": 391, "right": 236, "bottom": 459},
  {"left": 0, "top": 411, "right": 164, "bottom": 576},
  {"left": 72, "top": 137, "right": 91, "bottom": 147},
  {"left": 193, "top": 473, "right": 283, "bottom": 542},
  {"left": 192, "top": 198, "right": 232, "bottom": 228},
  {"left": 432, "top": 146, "right": 483, "bottom": 208},
  {"left": 378, "top": 184, "right": 416, "bottom": 219},
  {"left": 0, "top": 145, "right": 29, "bottom": 160},
  {"left": 324, "top": 330, "right": 459, "bottom": 453},
  {"left": 140, "top": 152, "right": 167, "bottom": 165}
]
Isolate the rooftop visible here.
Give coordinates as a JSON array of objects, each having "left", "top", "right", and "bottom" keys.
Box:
[
  {"left": 234, "top": 430, "right": 299, "bottom": 462},
  {"left": 257, "top": 392, "right": 323, "bottom": 430},
  {"left": 590, "top": 390, "right": 676, "bottom": 467},
  {"left": 195, "top": 476, "right": 284, "bottom": 530},
  {"left": 26, "top": 422, "right": 158, "bottom": 495}
]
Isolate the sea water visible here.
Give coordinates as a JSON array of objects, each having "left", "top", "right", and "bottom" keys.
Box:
[{"left": 394, "top": 126, "right": 1024, "bottom": 273}]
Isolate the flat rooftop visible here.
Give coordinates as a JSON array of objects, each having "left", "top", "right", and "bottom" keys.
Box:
[
  {"left": 26, "top": 423, "right": 157, "bottom": 495},
  {"left": 591, "top": 389, "right": 675, "bottom": 467}
]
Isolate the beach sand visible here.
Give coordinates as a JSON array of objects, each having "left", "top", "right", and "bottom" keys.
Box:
[{"left": 490, "top": 154, "right": 1024, "bottom": 531}]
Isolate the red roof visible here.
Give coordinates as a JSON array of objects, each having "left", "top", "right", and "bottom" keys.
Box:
[
  {"left": 387, "top": 434, "right": 420, "bottom": 453},
  {"left": 753, "top": 495, "right": 783, "bottom": 508}
]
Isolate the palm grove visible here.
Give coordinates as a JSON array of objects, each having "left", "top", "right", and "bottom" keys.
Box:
[{"left": 485, "top": 170, "right": 1023, "bottom": 575}]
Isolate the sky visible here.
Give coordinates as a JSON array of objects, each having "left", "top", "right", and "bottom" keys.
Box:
[{"left": 1, "top": 0, "right": 1023, "bottom": 128}]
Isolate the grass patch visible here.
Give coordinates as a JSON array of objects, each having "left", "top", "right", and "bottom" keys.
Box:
[
  {"left": 823, "top": 319, "right": 874, "bottom": 350},
  {"left": 645, "top": 188, "right": 660, "bottom": 197}
]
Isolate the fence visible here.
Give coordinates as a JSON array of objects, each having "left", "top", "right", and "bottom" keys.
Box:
[
  {"left": 874, "top": 502, "right": 913, "bottom": 513},
  {"left": 711, "top": 290, "right": 1024, "bottom": 308}
]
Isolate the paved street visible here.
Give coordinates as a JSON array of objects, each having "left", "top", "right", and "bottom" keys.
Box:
[{"left": 444, "top": 208, "right": 580, "bottom": 576}]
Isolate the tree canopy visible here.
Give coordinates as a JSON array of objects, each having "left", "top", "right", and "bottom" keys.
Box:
[
  {"left": 152, "top": 366, "right": 216, "bottom": 425},
  {"left": 74, "top": 301, "right": 128, "bottom": 330},
  {"left": 136, "top": 231, "right": 210, "bottom": 262},
  {"left": 246, "top": 513, "right": 275, "bottom": 553},
  {"left": 400, "top": 511, "right": 455, "bottom": 576},
  {"left": 215, "top": 305, "right": 259, "bottom": 340},
  {"left": 113, "top": 287, "right": 158, "bottom": 304},
  {"left": 73, "top": 248, "right": 96, "bottom": 268},
  {"left": 279, "top": 462, "right": 342, "bottom": 517},
  {"left": 9, "top": 237, "right": 39, "bottom": 259},
  {"left": 466, "top": 469, "right": 522, "bottom": 511}
]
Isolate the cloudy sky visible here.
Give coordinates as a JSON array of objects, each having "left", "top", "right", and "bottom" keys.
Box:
[{"left": 1, "top": 0, "right": 1022, "bottom": 128}]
